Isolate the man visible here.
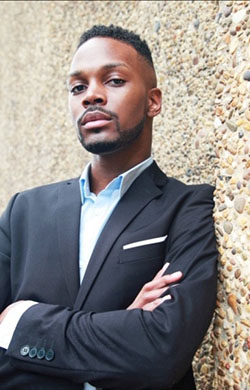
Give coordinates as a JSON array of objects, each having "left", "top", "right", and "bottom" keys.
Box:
[{"left": 0, "top": 25, "right": 217, "bottom": 390}]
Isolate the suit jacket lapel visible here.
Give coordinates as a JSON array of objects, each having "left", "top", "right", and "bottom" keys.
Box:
[
  {"left": 74, "top": 162, "right": 167, "bottom": 309},
  {"left": 56, "top": 179, "right": 81, "bottom": 305}
]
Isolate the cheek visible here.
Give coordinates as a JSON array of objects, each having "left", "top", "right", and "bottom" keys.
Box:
[
  {"left": 68, "top": 96, "right": 74, "bottom": 118},
  {"left": 115, "top": 91, "right": 146, "bottom": 124},
  {"left": 68, "top": 95, "right": 82, "bottom": 119}
]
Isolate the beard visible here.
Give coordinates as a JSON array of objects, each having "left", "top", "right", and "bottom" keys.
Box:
[{"left": 76, "top": 107, "right": 146, "bottom": 155}]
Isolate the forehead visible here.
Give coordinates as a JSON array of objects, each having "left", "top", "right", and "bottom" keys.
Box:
[{"left": 70, "top": 37, "right": 143, "bottom": 73}]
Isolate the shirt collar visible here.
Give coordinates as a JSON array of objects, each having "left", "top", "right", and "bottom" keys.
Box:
[{"left": 79, "top": 157, "right": 153, "bottom": 204}]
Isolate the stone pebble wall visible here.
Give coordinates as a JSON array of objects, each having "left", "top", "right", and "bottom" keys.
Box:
[
  {"left": 0, "top": 1, "right": 249, "bottom": 389},
  {"left": 211, "top": 2, "right": 250, "bottom": 389}
]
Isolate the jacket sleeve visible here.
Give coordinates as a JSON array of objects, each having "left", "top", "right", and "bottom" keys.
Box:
[
  {"left": 6, "top": 185, "right": 218, "bottom": 389},
  {"left": 0, "top": 195, "right": 18, "bottom": 313}
]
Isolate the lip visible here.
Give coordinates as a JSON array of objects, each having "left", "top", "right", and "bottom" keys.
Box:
[{"left": 81, "top": 111, "right": 112, "bottom": 126}]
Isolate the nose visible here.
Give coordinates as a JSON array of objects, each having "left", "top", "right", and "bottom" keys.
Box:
[{"left": 82, "top": 82, "right": 107, "bottom": 107}]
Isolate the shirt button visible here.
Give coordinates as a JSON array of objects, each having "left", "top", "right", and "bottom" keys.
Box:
[
  {"left": 29, "top": 347, "right": 37, "bottom": 359},
  {"left": 37, "top": 347, "right": 46, "bottom": 360},
  {"left": 45, "top": 348, "right": 55, "bottom": 361}
]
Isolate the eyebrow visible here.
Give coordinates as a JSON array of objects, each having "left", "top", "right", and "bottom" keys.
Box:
[{"left": 67, "top": 62, "right": 129, "bottom": 79}]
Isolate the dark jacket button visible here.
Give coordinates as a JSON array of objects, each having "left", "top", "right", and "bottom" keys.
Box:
[
  {"left": 37, "top": 347, "right": 46, "bottom": 360},
  {"left": 20, "top": 345, "right": 30, "bottom": 357},
  {"left": 29, "top": 347, "right": 37, "bottom": 358},
  {"left": 45, "top": 348, "right": 55, "bottom": 361}
]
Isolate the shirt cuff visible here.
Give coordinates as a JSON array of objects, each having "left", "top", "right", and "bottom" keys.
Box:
[{"left": 0, "top": 301, "right": 38, "bottom": 349}]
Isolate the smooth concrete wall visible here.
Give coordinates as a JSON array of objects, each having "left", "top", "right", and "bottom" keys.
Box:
[{"left": 0, "top": 1, "right": 249, "bottom": 389}]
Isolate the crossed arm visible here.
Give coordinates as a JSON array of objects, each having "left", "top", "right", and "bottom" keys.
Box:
[{"left": 0, "top": 262, "right": 182, "bottom": 346}]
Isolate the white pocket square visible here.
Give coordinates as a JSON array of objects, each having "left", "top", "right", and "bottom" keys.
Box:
[{"left": 123, "top": 235, "right": 168, "bottom": 250}]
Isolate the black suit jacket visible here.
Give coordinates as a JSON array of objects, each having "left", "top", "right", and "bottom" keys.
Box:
[{"left": 0, "top": 162, "right": 217, "bottom": 390}]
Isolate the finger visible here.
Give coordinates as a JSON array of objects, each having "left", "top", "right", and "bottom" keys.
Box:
[
  {"left": 160, "top": 294, "right": 172, "bottom": 303},
  {"left": 143, "top": 294, "right": 172, "bottom": 311},
  {"left": 153, "top": 262, "right": 170, "bottom": 280},
  {"left": 142, "top": 275, "right": 172, "bottom": 292},
  {"left": 162, "top": 271, "right": 182, "bottom": 285},
  {"left": 144, "top": 271, "right": 182, "bottom": 292},
  {"left": 142, "top": 286, "right": 170, "bottom": 303},
  {"left": 128, "top": 283, "right": 170, "bottom": 309}
]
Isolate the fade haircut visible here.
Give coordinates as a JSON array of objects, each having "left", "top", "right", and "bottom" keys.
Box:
[{"left": 77, "top": 24, "right": 154, "bottom": 69}]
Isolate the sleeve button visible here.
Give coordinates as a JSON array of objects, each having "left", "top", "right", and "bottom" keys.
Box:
[
  {"left": 29, "top": 347, "right": 37, "bottom": 359},
  {"left": 37, "top": 347, "right": 46, "bottom": 360},
  {"left": 45, "top": 348, "right": 55, "bottom": 361},
  {"left": 20, "top": 345, "right": 30, "bottom": 357}
]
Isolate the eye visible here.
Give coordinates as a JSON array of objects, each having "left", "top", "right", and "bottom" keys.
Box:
[
  {"left": 108, "top": 79, "right": 125, "bottom": 86},
  {"left": 70, "top": 84, "right": 87, "bottom": 95}
]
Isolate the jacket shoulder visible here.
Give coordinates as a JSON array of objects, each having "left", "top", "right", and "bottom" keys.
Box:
[
  {"left": 16, "top": 177, "right": 79, "bottom": 197},
  {"left": 3, "top": 178, "right": 79, "bottom": 215},
  {"left": 151, "top": 162, "right": 214, "bottom": 195},
  {"left": 166, "top": 176, "right": 215, "bottom": 193}
]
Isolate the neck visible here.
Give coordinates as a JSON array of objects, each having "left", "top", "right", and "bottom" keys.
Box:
[{"left": 89, "top": 148, "right": 151, "bottom": 195}]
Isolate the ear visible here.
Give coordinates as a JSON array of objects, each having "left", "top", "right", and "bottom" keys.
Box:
[{"left": 147, "top": 88, "right": 162, "bottom": 118}]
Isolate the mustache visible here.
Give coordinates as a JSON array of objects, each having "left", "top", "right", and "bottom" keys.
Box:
[{"left": 77, "top": 106, "right": 118, "bottom": 128}]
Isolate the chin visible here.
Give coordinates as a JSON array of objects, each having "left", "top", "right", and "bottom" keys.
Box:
[{"left": 80, "top": 139, "right": 124, "bottom": 155}]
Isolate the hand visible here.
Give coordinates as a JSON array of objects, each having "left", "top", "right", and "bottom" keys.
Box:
[{"left": 127, "top": 262, "right": 182, "bottom": 311}]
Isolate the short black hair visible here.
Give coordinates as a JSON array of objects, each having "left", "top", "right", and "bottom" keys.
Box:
[{"left": 77, "top": 24, "right": 154, "bottom": 68}]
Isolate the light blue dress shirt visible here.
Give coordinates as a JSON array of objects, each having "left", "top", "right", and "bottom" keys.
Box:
[
  {"left": 79, "top": 157, "right": 153, "bottom": 390},
  {"left": 79, "top": 156, "right": 153, "bottom": 284}
]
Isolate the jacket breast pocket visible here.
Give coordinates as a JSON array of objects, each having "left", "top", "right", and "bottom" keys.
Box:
[{"left": 119, "top": 241, "right": 166, "bottom": 264}]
